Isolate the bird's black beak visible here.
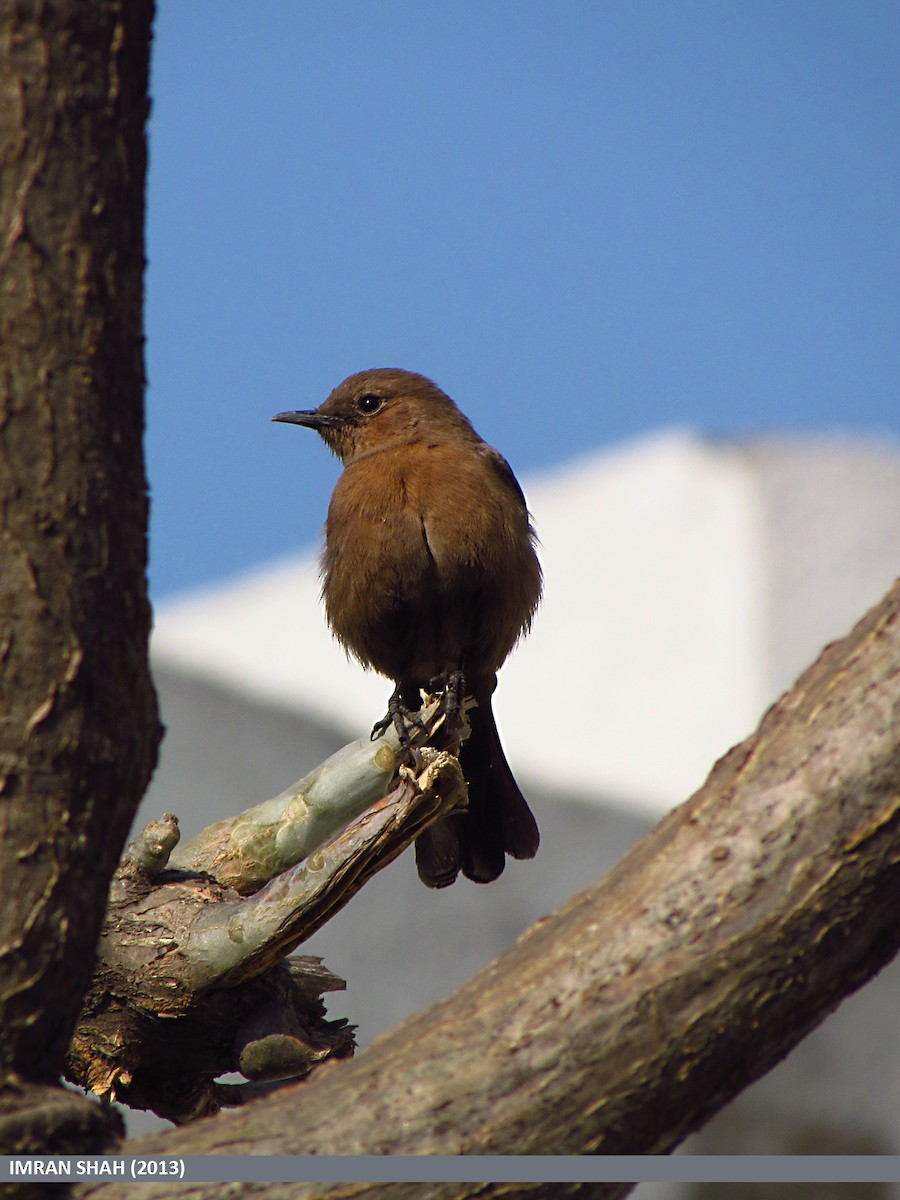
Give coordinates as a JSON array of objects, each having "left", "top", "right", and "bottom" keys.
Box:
[{"left": 272, "top": 409, "right": 336, "bottom": 429}]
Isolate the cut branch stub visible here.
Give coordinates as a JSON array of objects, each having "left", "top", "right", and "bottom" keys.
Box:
[{"left": 65, "top": 704, "right": 469, "bottom": 1124}]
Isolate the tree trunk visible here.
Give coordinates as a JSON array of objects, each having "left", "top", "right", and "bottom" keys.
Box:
[
  {"left": 0, "top": 0, "right": 159, "bottom": 1144},
  {"left": 77, "top": 580, "right": 900, "bottom": 1199}
]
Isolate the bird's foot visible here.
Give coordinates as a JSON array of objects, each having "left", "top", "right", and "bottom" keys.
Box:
[{"left": 370, "top": 686, "right": 428, "bottom": 752}]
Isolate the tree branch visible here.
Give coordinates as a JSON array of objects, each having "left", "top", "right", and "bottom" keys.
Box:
[
  {"left": 65, "top": 724, "right": 468, "bottom": 1123},
  {"left": 168, "top": 696, "right": 456, "bottom": 895},
  {"left": 74, "top": 578, "right": 900, "bottom": 1198}
]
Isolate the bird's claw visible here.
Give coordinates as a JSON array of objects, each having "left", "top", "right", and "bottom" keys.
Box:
[
  {"left": 371, "top": 673, "right": 468, "bottom": 757},
  {"left": 370, "top": 713, "right": 392, "bottom": 741},
  {"left": 370, "top": 688, "right": 428, "bottom": 755}
]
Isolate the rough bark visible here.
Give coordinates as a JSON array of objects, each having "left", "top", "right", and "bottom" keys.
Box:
[
  {"left": 73, "top": 579, "right": 900, "bottom": 1199},
  {"left": 0, "top": 0, "right": 160, "bottom": 1137}
]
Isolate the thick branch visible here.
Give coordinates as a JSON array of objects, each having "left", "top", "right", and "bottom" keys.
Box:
[{"left": 78, "top": 579, "right": 900, "bottom": 1197}]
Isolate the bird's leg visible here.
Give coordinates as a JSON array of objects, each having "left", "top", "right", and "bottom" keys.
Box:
[
  {"left": 444, "top": 668, "right": 464, "bottom": 718},
  {"left": 427, "top": 669, "right": 465, "bottom": 719}
]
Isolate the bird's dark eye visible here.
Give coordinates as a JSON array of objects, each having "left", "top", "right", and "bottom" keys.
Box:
[{"left": 356, "top": 393, "right": 383, "bottom": 415}]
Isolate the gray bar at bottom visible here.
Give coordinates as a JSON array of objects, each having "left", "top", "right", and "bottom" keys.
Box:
[{"left": 3, "top": 1155, "right": 900, "bottom": 1184}]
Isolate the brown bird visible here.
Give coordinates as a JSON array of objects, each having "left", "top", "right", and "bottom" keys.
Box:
[{"left": 273, "top": 368, "right": 541, "bottom": 887}]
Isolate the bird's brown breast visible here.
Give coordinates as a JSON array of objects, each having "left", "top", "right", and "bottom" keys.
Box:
[{"left": 321, "top": 439, "right": 540, "bottom": 686}]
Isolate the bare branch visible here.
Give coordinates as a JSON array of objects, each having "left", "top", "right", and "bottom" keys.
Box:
[{"left": 168, "top": 697, "right": 459, "bottom": 894}]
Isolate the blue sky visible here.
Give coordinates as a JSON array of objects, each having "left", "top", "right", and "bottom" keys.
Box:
[{"left": 145, "top": 2, "right": 900, "bottom": 599}]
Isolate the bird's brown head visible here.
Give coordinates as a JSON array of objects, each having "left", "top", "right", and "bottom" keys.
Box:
[{"left": 272, "top": 368, "right": 478, "bottom": 464}]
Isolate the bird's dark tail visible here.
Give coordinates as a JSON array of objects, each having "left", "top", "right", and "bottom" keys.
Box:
[{"left": 415, "top": 681, "right": 539, "bottom": 887}]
